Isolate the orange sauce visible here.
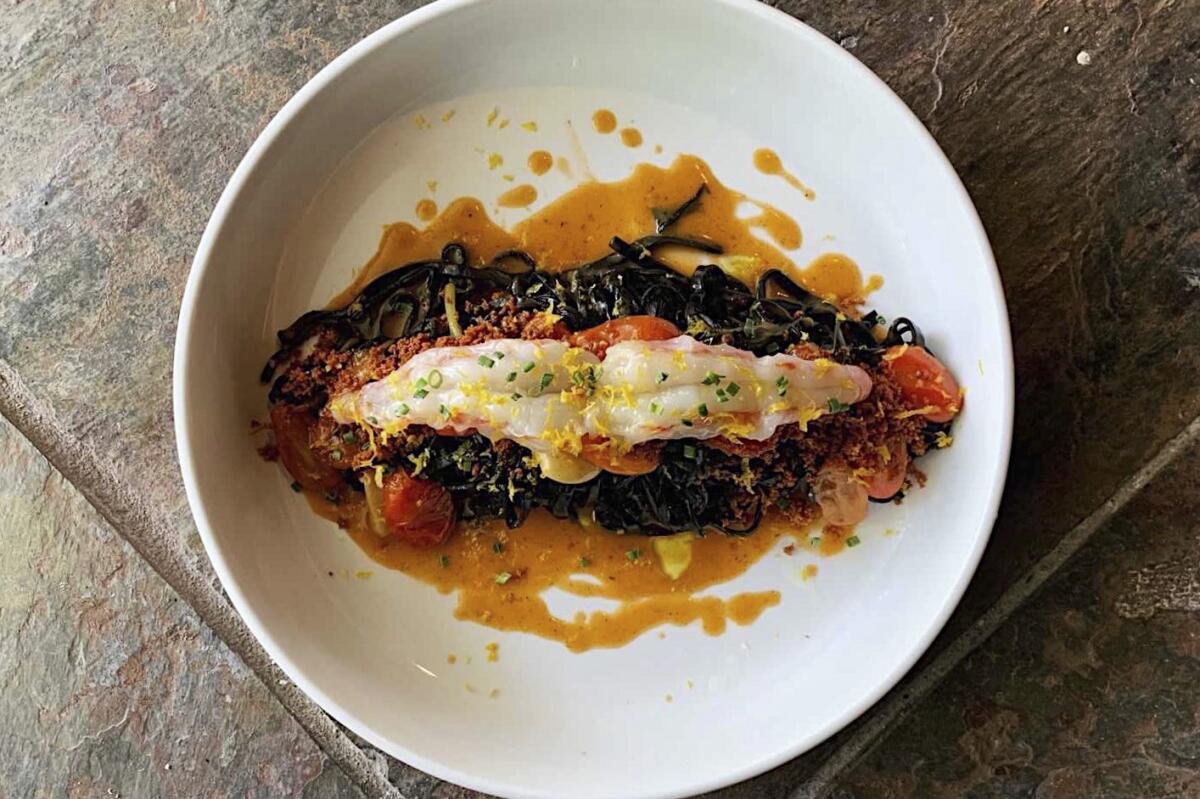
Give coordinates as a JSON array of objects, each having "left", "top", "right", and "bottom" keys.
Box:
[
  {"left": 318, "top": 491, "right": 789, "bottom": 652},
  {"left": 591, "top": 109, "right": 617, "bottom": 134},
  {"left": 497, "top": 184, "right": 538, "bottom": 208},
  {"left": 414, "top": 199, "right": 437, "bottom": 222},
  {"left": 797, "top": 253, "right": 884, "bottom": 306},
  {"left": 745, "top": 205, "right": 802, "bottom": 250},
  {"left": 334, "top": 154, "right": 875, "bottom": 309},
  {"left": 753, "top": 148, "right": 816, "bottom": 201},
  {"left": 620, "top": 127, "right": 643, "bottom": 148},
  {"left": 527, "top": 150, "right": 553, "bottom": 175}
]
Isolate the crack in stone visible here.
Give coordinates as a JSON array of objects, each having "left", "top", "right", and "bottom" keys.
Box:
[
  {"left": 928, "top": 13, "right": 955, "bottom": 118},
  {"left": 63, "top": 706, "right": 132, "bottom": 752}
]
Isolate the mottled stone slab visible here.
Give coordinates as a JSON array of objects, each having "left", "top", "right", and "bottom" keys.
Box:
[
  {"left": 1, "top": 0, "right": 1199, "bottom": 797},
  {"left": 0, "top": 417, "right": 362, "bottom": 798},
  {"left": 831, "top": 441, "right": 1200, "bottom": 798}
]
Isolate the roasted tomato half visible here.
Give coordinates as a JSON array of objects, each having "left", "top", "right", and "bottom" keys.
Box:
[{"left": 881, "top": 345, "right": 962, "bottom": 423}]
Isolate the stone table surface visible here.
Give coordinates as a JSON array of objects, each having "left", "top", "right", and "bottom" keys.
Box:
[{"left": 1, "top": 0, "right": 1198, "bottom": 797}]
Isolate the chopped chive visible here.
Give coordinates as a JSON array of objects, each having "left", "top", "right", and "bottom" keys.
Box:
[
  {"left": 330, "top": 449, "right": 343, "bottom": 461},
  {"left": 494, "top": 351, "right": 505, "bottom": 360},
  {"left": 494, "top": 571, "right": 513, "bottom": 584},
  {"left": 427, "top": 369, "right": 444, "bottom": 387},
  {"left": 626, "top": 549, "right": 640, "bottom": 561},
  {"left": 846, "top": 535, "right": 861, "bottom": 548},
  {"left": 510, "top": 392, "right": 523, "bottom": 401},
  {"left": 571, "top": 370, "right": 585, "bottom": 386},
  {"left": 701, "top": 370, "right": 724, "bottom": 386},
  {"left": 726, "top": 382, "right": 741, "bottom": 396},
  {"left": 290, "top": 481, "right": 302, "bottom": 493},
  {"left": 505, "top": 371, "right": 518, "bottom": 382},
  {"left": 681, "top": 418, "right": 694, "bottom": 427},
  {"left": 809, "top": 536, "right": 821, "bottom": 547},
  {"left": 697, "top": 403, "right": 709, "bottom": 417},
  {"left": 367, "top": 415, "right": 378, "bottom": 425},
  {"left": 538, "top": 372, "right": 554, "bottom": 392},
  {"left": 396, "top": 403, "right": 411, "bottom": 415},
  {"left": 438, "top": 404, "right": 451, "bottom": 420},
  {"left": 649, "top": 401, "right": 662, "bottom": 414},
  {"left": 477, "top": 355, "right": 495, "bottom": 368},
  {"left": 413, "top": 388, "right": 429, "bottom": 399},
  {"left": 492, "top": 541, "right": 504, "bottom": 554},
  {"left": 776, "top": 376, "right": 789, "bottom": 396},
  {"left": 716, "top": 388, "right": 728, "bottom": 402},
  {"left": 827, "top": 398, "right": 851, "bottom": 414},
  {"left": 522, "top": 361, "right": 535, "bottom": 373},
  {"left": 578, "top": 556, "right": 591, "bottom": 568},
  {"left": 656, "top": 372, "right": 669, "bottom": 383},
  {"left": 415, "top": 377, "right": 428, "bottom": 389},
  {"left": 682, "top": 444, "right": 697, "bottom": 460},
  {"left": 439, "top": 555, "right": 450, "bottom": 568},
  {"left": 341, "top": 431, "right": 356, "bottom": 442}
]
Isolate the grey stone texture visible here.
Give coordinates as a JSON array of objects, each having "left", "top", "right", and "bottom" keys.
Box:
[{"left": 2, "top": 0, "right": 1199, "bottom": 797}]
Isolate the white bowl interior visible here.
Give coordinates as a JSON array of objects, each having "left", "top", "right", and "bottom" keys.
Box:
[{"left": 175, "top": 2, "right": 1012, "bottom": 797}]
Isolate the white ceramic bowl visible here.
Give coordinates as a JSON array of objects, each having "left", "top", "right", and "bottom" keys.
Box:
[{"left": 174, "top": 1, "right": 1013, "bottom": 797}]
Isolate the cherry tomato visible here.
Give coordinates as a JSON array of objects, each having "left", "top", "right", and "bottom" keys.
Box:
[
  {"left": 569, "top": 316, "right": 681, "bottom": 358},
  {"left": 579, "top": 436, "right": 661, "bottom": 475},
  {"left": 864, "top": 440, "right": 909, "bottom": 500},
  {"left": 380, "top": 469, "right": 456, "bottom": 548},
  {"left": 881, "top": 345, "right": 962, "bottom": 423},
  {"left": 270, "top": 404, "right": 344, "bottom": 492},
  {"left": 812, "top": 465, "right": 869, "bottom": 527}
]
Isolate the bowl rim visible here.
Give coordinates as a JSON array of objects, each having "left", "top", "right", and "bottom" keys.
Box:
[{"left": 173, "top": 0, "right": 1014, "bottom": 796}]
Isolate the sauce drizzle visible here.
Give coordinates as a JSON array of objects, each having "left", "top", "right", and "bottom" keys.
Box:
[
  {"left": 323, "top": 494, "right": 789, "bottom": 653},
  {"left": 753, "top": 148, "right": 816, "bottom": 201}
]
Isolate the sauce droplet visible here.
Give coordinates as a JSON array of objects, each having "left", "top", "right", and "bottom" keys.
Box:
[
  {"left": 796, "top": 253, "right": 883, "bottom": 305},
  {"left": 527, "top": 150, "right": 553, "bottom": 176},
  {"left": 592, "top": 109, "right": 617, "bottom": 134},
  {"left": 415, "top": 199, "right": 438, "bottom": 222},
  {"left": 497, "top": 184, "right": 538, "bottom": 208},
  {"left": 753, "top": 148, "right": 816, "bottom": 200},
  {"left": 619, "top": 127, "right": 643, "bottom": 148}
]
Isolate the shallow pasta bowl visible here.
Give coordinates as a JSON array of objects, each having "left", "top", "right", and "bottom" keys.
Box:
[{"left": 173, "top": 1, "right": 1013, "bottom": 797}]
